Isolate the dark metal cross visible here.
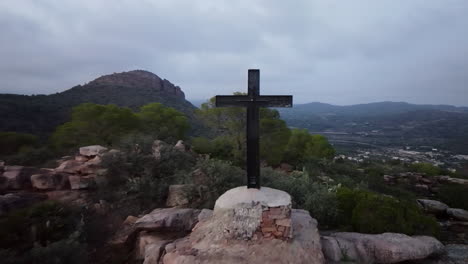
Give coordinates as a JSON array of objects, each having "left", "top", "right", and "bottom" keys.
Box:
[{"left": 215, "top": 69, "right": 293, "bottom": 189}]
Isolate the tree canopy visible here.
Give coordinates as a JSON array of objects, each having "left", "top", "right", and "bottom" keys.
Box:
[{"left": 51, "top": 103, "right": 189, "bottom": 151}]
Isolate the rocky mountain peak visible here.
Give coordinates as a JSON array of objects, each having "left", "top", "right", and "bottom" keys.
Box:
[{"left": 89, "top": 70, "right": 185, "bottom": 99}]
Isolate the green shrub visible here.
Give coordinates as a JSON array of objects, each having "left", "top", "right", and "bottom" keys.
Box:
[
  {"left": 193, "top": 159, "right": 244, "bottom": 203},
  {"left": 437, "top": 184, "right": 468, "bottom": 210},
  {"left": 410, "top": 163, "right": 442, "bottom": 176},
  {"left": 0, "top": 201, "right": 80, "bottom": 250},
  {"left": 303, "top": 184, "right": 340, "bottom": 228},
  {"left": 336, "top": 187, "right": 439, "bottom": 236},
  {"left": 3, "top": 147, "right": 56, "bottom": 167},
  {"left": 0, "top": 132, "right": 39, "bottom": 156},
  {"left": 0, "top": 201, "right": 86, "bottom": 264}
]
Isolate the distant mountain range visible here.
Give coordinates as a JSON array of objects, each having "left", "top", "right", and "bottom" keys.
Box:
[
  {"left": 278, "top": 101, "right": 468, "bottom": 117},
  {"left": 276, "top": 102, "right": 468, "bottom": 154},
  {"left": 0, "top": 70, "right": 196, "bottom": 138}
]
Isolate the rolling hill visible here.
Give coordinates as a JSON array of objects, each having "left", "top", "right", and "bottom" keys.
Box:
[{"left": 0, "top": 70, "right": 196, "bottom": 138}]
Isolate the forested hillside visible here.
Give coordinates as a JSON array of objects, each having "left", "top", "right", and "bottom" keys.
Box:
[{"left": 0, "top": 70, "right": 196, "bottom": 138}]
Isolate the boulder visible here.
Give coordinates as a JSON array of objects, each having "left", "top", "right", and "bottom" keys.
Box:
[
  {"left": 321, "top": 232, "right": 444, "bottom": 264},
  {"left": 68, "top": 175, "right": 96, "bottom": 190},
  {"left": 85, "top": 156, "right": 102, "bottom": 166},
  {"left": 191, "top": 168, "right": 208, "bottom": 185},
  {"left": 55, "top": 160, "right": 85, "bottom": 174},
  {"left": 152, "top": 140, "right": 169, "bottom": 160},
  {"left": 447, "top": 208, "right": 468, "bottom": 221},
  {"left": 161, "top": 187, "right": 324, "bottom": 264},
  {"left": 143, "top": 241, "right": 172, "bottom": 264},
  {"left": 417, "top": 199, "right": 449, "bottom": 214},
  {"left": 109, "top": 208, "right": 202, "bottom": 258},
  {"left": 79, "top": 145, "right": 108, "bottom": 157},
  {"left": 31, "top": 172, "right": 69, "bottom": 190},
  {"left": 75, "top": 155, "right": 89, "bottom": 163},
  {"left": 1, "top": 166, "right": 42, "bottom": 190},
  {"left": 173, "top": 140, "right": 187, "bottom": 152},
  {"left": 135, "top": 231, "right": 175, "bottom": 260},
  {"left": 446, "top": 177, "right": 468, "bottom": 186},
  {"left": 0, "top": 192, "right": 47, "bottom": 216},
  {"left": 135, "top": 208, "right": 201, "bottom": 232},
  {"left": 123, "top": 215, "right": 139, "bottom": 225},
  {"left": 166, "top": 184, "right": 209, "bottom": 208}
]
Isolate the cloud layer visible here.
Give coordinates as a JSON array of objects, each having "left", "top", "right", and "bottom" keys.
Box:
[{"left": 1, "top": 0, "right": 467, "bottom": 105}]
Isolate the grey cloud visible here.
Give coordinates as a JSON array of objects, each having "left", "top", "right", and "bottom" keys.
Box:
[{"left": 0, "top": 0, "right": 467, "bottom": 106}]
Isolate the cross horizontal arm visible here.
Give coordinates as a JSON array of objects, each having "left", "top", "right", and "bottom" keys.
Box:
[{"left": 215, "top": 95, "right": 293, "bottom": 108}]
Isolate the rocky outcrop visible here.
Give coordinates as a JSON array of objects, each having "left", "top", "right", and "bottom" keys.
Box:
[
  {"left": 0, "top": 192, "right": 47, "bottom": 216},
  {"left": 152, "top": 140, "right": 169, "bottom": 161},
  {"left": 447, "top": 208, "right": 468, "bottom": 221},
  {"left": 417, "top": 199, "right": 449, "bottom": 214},
  {"left": 0, "top": 166, "right": 48, "bottom": 190},
  {"left": 135, "top": 208, "right": 201, "bottom": 232},
  {"left": 108, "top": 208, "right": 202, "bottom": 262},
  {"left": 160, "top": 187, "right": 324, "bottom": 264},
  {"left": 79, "top": 145, "right": 108, "bottom": 157},
  {"left": 173, "top": 140, "right": 187, "bottom": 152},
  {"left": 321, "top": 232, "right": 444, "bottom": 263},
  {"left": 162, "top": 208, "right": 324, "bottom": 264},
  {"left": 31, "top": 172, "right": 69, "bottom": 190}
]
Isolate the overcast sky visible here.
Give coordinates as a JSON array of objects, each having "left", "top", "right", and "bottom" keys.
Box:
[{"left": 1, "top": 1, "right": 467, "bottom": 106}]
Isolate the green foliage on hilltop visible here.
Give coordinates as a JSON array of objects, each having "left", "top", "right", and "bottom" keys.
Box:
[
  {"left": 137, "top": 103, "right": 189, "bottom": 141},
  {"left": 51, "top": 103, "right": 139, "bottom": 150},
  {"left": 192, "top": 96, "right": 334, "bottom": 167},
  {"left": 51, "top": 102, "right": 190, "bottom": 151}
]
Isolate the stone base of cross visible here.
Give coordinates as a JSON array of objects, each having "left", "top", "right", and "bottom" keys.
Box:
[{"left": 215, "top": 69, "right": 293, "bottom": 188}]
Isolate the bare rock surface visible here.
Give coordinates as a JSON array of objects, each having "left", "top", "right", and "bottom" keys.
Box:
[
  {"left": 173, "top": 140, "right": 187, "bottom": 152},
  {"left": 135, "top": 208, "right": 201, "bottom": 232},
  {"left": 1, "top": 166, "right": 45, "bottom": 190},
  {"left": 417, "top": 199, "right": 449, "bottom": 214},
  {"left": 447, "top": 208, "right": 468, "bottom": 221},
  {"left": 109, "top": 208, "right": 202, "bottom": 259},
  {"left": 321, "top": 232, "right": 444, "bottom": 264},
  {"left": 160, "top": 187, "right": 324, "bottom": 264},
  {"left": 152, "top": 140, "right": 169, "bottom": 161},
  {"left": 162, "top": 208, "right": 324, "bottom": 264},
  {"left": 31, "top": 172, "right": 69, "bottom": 190},
  {"left": 68, "top": 175, "right": 96, "bottom": 190},
  {"left": 79, "top": 145, "right": 108, "bottom": 157}
]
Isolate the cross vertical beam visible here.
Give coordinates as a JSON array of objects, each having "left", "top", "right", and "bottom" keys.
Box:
[
  {"left": 214, "top": 69, "right": 292, "bottom": 189},
  {"left": 247, "top": 69, "right": 260, "bottom": 188}
]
